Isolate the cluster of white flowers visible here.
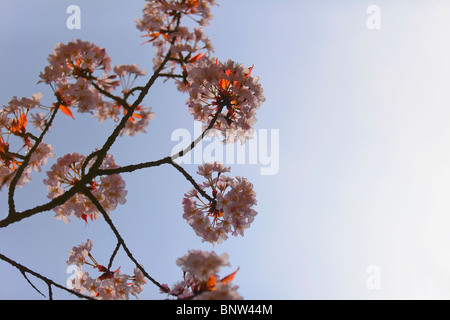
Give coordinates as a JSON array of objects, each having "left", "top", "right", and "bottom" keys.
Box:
[
  {"left": 162, "top": 249, "right": 242, "bottom": 300},
  {"left": 136, "top": 0, "right": 216, "bottom": 78},
  {"left": 186, "top": 58, "right": 265, "bottom": 144},
  {"left": 67, "top": 239, "right": 147, "bottom": 300},
  {"left": 0, "top": 93, "right": 55, "bottom": 188},
  {"left": 182, "top": 162, "right": 257, "bottom": 244},
  {"left": 44, "top": 153, "right": 127, "bottom": 223}
]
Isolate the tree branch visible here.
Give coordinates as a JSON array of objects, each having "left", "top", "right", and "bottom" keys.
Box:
[
  {"left": 168, "top": 159, "right": 213, "bottom": 203},
  {"left": 0, "top": 49, "right": 174, "bottom": 229},
  {"left": 96, "top": 156, "right": 171, "bottom": 176},
  {"left": 171, "top": 104, "right": 225, "bottom": 161},
  {"left": 7, "top": 105, "right": 59, "bottom": 217},
  {"left": 95, "top": 156, "right": 213, "bottom": 203},
  {"left": 107, "top": 241, "right": 121, "bottom": 271},
  {"left": 0, "top": 252, "right": 93, "bottom": 300},
  {"left": 86, "top": 50, "right": 174, "bottom": 179}
]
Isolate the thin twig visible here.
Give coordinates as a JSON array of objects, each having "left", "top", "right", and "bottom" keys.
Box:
[
  {"left": 158, "top": 73, "right": 184, "bottom": 79},
  {"left": 81, "top": 187, "right": 170, "bottom": 294},
  {"left": 171, "top": 104, "right": 225, "bottom": 161},
  {"left": 169, "top": 159, "right": 213, "bottom": 202},
  {"left": 108, "top": 241, "right": 121, "bottom": 270},
  {"left": 124, "top": 86, "right": 144, "bottom": 100},
  {"left": 21, "top": 270, "right": 46, "bottom": 298},
  {"left": 90, "top": 81, "right": 129, "bottom": 110}
]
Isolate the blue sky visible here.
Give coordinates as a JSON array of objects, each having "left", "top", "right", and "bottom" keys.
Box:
[{"left": 1, "top": 0, "right": 450, "bottom": 300}]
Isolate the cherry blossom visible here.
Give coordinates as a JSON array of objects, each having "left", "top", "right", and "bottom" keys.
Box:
[
  {"left": 38, "top": 40, "right": 155, "bottom": 136},
  {"left": 177, "top": 249, "right": 229, "bottom": 281},
  {"left": 0, "top": 93, "right": 55, "bottom": 188},
  {"left": 29, "top": 113, "right": 47, "bottom": 132},
  {"left": 136, "top": 0, "right": 216, "bottom": 78},
  {"left": 163, "top": 249, "right": 241, "bottom": 300},
  {"left": 113, "top": 64, "right": 147, "bottom": 93},
  {"left": 186, "top": 58, "right": 265, "bottom": 144},
  {"left": 120, "top": 106, "right": 156, "bottom": 137},
  {"left": 39, "top": 39, "right": 113, "bottom": 85},
  {"left": 0, "top": 0, "right": 263, "bottom": 301},
  {"left": 66, "top": 239, "right": 93, "bottom": 267},
  {"left": 182, "top": 161, "right": 257, "bottom": 244},
  {"left": 67, "top": 239, "right": 147, "bottom": 300},
  {"left": 193, "top": 281, "right": 242, "bottom": 300},
  {"left": 38, "top": 40, "right": 121, "bottom": 119},
  {"left": 44, "top": 153, "right": 127, "bottom": 223},
  {"left": 93, "top": 100, "right": 156, "bottom": 137}
]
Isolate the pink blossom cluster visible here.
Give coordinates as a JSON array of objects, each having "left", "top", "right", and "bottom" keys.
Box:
[
  {"left": 39, "top": 40, "right": 153, "bottom": 136},
  {"left": 67, "top": 239, "right": 147, "bottom": 300},
  {"left": 66, "top": 238, "right": 94, "bottom": 267},
  {"left": 135, "top": 0, "right": 216, "bottom": 77},
  {"left": 186, "top": 58, "right": 265, "bottom": 143},
  {"left": 39, "top": 39, "right": 113, "bottom": 85},
  {"left": 39, "top": 39, "right": 117, "bottom": 118},
  {"left": 161, "top": 249, "right": 242, "bottom": 300},
  {"left": 94, "top": 102, "right": 156, "bottom": 137},
  {"left": 120, "top": 106, "right": 156, "bottom": 137},
  {"left": 107, "top": 64, "right": 156, "bottom": 137},
  {"left": 0, "top": 93, "right": 55, "bottom": 188},
  {"left": 39, "top": 40, "right": 119, "bottom": 111},
  {"left": 44, "top": 153, "right": 127, "bottom": 223},
  {"left": 182, "top": 162, "right": 257, "bottom": 244}
]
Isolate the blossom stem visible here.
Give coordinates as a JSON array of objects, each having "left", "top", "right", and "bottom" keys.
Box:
[
  {"left": 90, "top": 81, "right": 128, "bottom": 110},
  {"left": 169, "top": 159, "right": 214, "bottom": 203},
  {"left": 124, "top": 86, "right": 144, "bottom": 100}
]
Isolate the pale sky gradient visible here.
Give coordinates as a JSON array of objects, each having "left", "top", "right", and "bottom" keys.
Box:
[{"left": 1, "top": 0, "right": 450, "bottom": 300}]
